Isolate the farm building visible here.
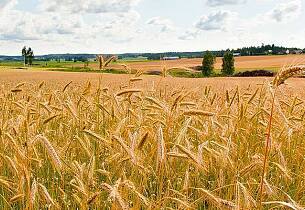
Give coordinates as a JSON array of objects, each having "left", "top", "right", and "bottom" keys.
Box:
[
  {"left": 162, "top": 56, "right": 180, "bottom": 60},
  {"left": 291, "top": 50, "right": 303, "bottom": 54}
]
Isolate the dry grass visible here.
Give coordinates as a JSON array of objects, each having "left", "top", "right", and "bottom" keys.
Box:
[{"left": 0, "top": 68, "right": 305, "bottom": 209}]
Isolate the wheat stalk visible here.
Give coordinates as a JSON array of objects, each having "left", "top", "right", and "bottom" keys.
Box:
[
  {"left": 30, "top": 179, "right": 37, "bottom": 208},
  {"left": 157, "top": 125, "right": 166, "bottom": 169},
  {"left": 272, "top": 65, "right": 305, "bottom": 87},
  {"left": 35, "top": 135, "right": 63, "bottom": 172}
]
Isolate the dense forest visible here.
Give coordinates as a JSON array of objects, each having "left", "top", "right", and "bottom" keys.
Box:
[{"left": 235, "top": 44, "right": 301, "bottom": 56}]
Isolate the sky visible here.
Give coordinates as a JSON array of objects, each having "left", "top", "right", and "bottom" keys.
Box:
[{"left": 0, "top": 0, "right": 304, "bottom": 55}]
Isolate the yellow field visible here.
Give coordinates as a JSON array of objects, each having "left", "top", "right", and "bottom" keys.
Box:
[
  {"left": 1, "top": 69, "right": 305, "bottom": 209},
  {"left": 71, "top": 54, "right": 305, "bottom": 72}
]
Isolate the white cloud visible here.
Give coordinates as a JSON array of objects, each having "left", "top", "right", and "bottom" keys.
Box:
[
  {"left": 0, "top": 11, "right": 38, "bottom": 41},
  {"left": 178, "top": 29, "right": 200, "bottom": 40},
  {"left": 37, "top": 14, "right": 84, "bottom": 35},
  {"left": 206, "top": 0, "right": 246, "bottom": 7},
  {"left": 146, "top": 16, "right": 174, "bottom": 32},
  {"left": 268, "top": 0, "right": 301, "bottom": 22},
  {"left": 0, "top": 0, "right": 141, "bottom": 44},
  {"left": 39, "top": 0, "right": 141, "bottom": 13},
  {"left": 91, "top": 11, "right": 141, "bottom": 43},
  {"left": 195, "top": 10, "right": 236, "bottom": 31},
  {"left": 0, "top": 0, "right": 17, "bottom": 11},
  {"left": 0, "top": 10, "right": 85, "bottom": 41},
  {"left": 9, "top": 0, "right": 143, "bottom": 44}
]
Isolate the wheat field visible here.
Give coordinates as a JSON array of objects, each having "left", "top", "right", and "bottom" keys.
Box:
[
  {"left": 1, "top": 68, "right": 305, "bottom": 209},
  {"left": 67, "top": 54, "right": 305, "bottom": 72}
]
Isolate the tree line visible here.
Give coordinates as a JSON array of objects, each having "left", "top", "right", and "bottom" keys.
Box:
[
  {"left": 235, "top": 44, "right": 301, "bottom": 56},
  {"left": 119, "top": 44, "right": 304, "bottom": 60}
]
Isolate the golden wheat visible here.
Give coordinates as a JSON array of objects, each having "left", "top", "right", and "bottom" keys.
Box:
[{"left": 0, "top": 69, "right": 305, "bottom": 209}]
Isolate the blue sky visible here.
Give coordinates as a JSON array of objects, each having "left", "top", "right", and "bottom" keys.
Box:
[{"left": 0, "top": 0, "right": 304, "bottom": 55}]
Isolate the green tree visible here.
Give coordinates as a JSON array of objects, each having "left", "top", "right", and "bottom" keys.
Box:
[
  {"left": 22, "top": 46, "right": 27, "bottom": 66},
  {"left": 21, "top": 47, "right": 34, "bottom": 66},
  {"left": 202, "top": 51, "right": 216, "bottom": 76},
  {"left": 222, "top": 50, "right": 235, "bottom": 75},
  {"left": 27, "top": 47, "right": 34, "bottom": 65}
]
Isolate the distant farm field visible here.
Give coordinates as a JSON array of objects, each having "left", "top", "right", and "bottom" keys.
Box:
[{"left": 70, "top": 54, "right": 305, "bottom": 72}]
